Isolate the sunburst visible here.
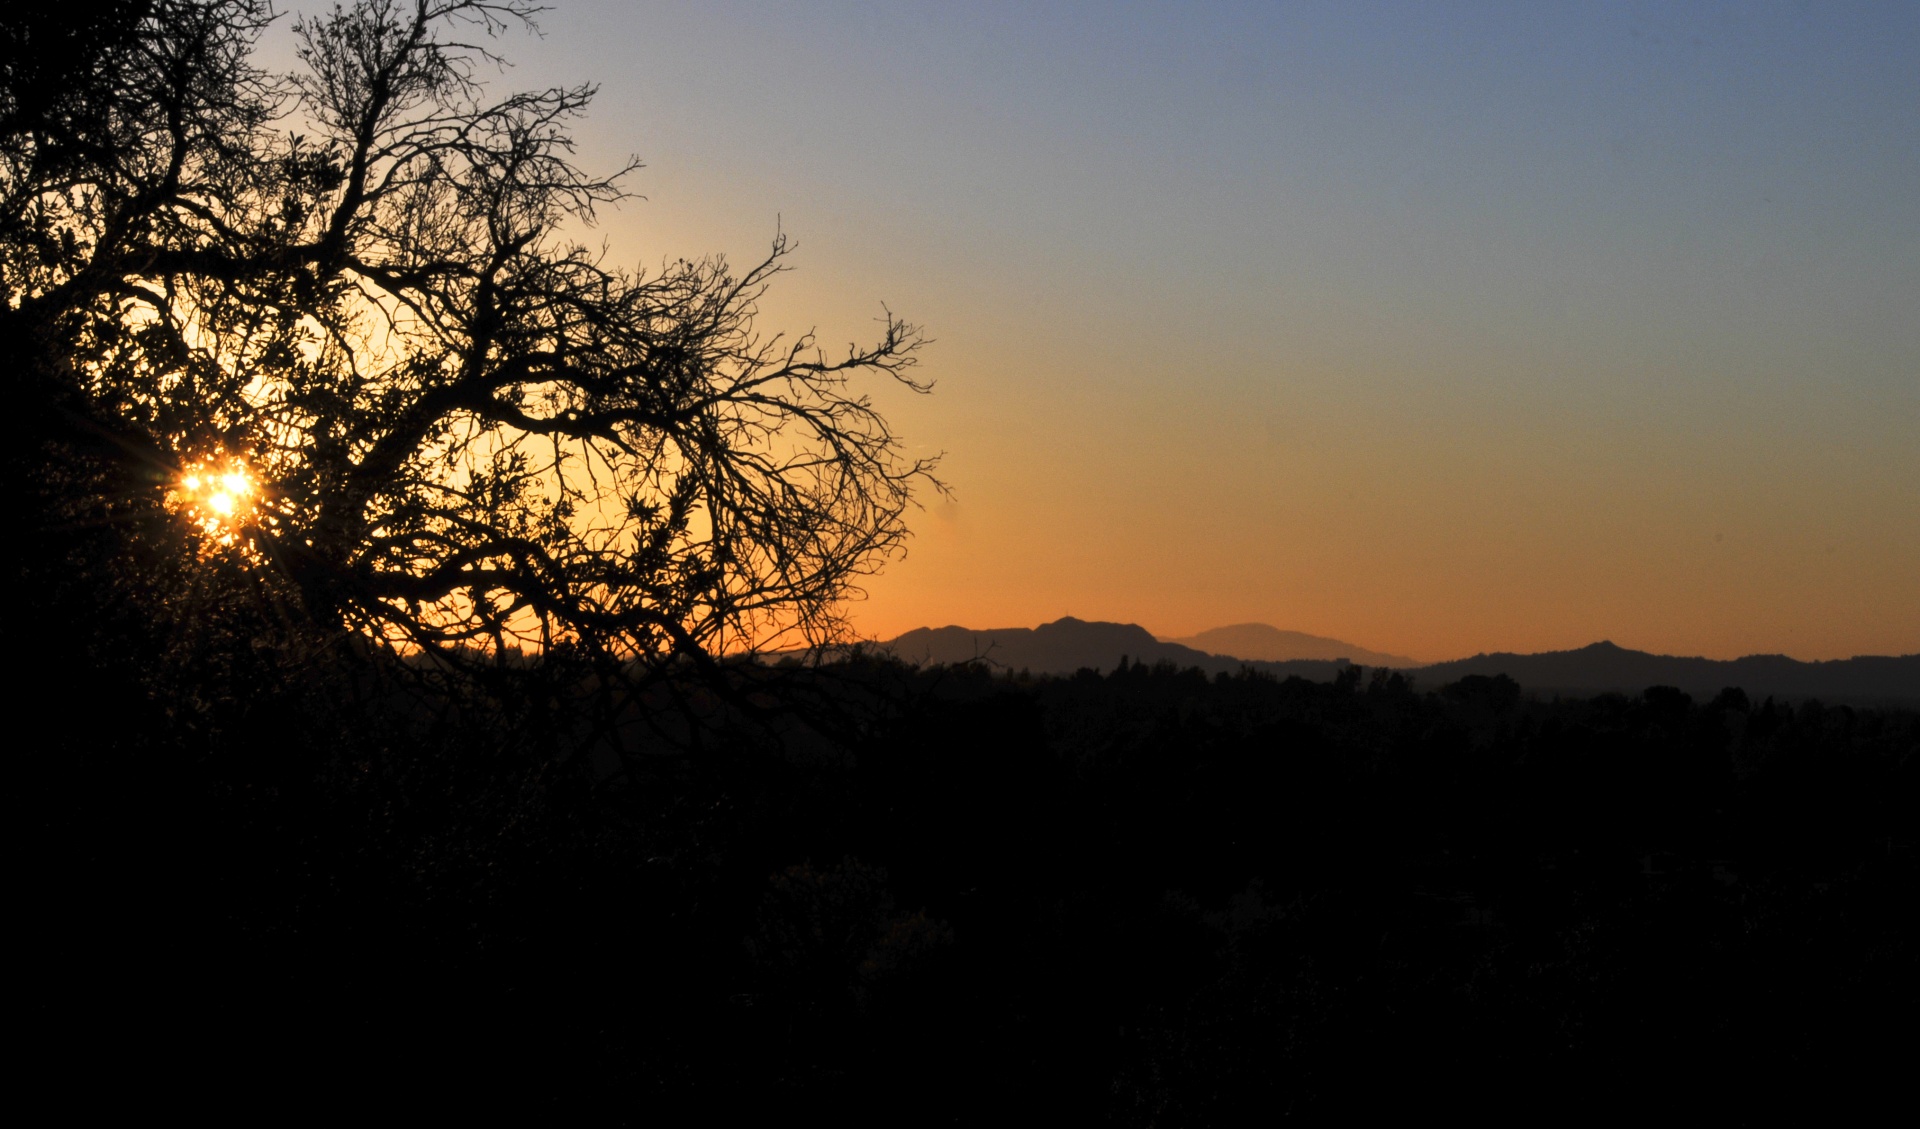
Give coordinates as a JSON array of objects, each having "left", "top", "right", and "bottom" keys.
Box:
[{"left": 172, "top": 456, "right": 262, "bottom": 548}]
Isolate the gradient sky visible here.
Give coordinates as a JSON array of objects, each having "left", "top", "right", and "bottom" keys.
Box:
[{"left": 349, "top": 1, "right": 1916, "bottom": 660}]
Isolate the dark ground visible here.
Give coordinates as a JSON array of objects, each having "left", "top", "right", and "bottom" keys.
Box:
[{"left": 17, "top": 588, "right": 1916, "bottom": 1121}]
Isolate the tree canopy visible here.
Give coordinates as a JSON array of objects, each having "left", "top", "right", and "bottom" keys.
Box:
[{"left": 3, "top": 0, "right": 937, "bottom": 685}]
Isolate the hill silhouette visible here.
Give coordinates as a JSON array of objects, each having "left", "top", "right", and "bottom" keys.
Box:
[
  {"left": 1416, "top": 641, "right": 1920, "bottom": 705},
  {"left": 883, "top": 620, "right": 1918, "bottom": 704},
  {"left": 1162, "top": 623, "right": 1421, "bottom": 667},
  {"left": 884, "top": 617, "right": 1353, "bottom": 680}
]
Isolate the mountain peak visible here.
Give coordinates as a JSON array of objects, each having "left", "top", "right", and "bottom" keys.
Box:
[
  {"left": 1165, "top": 623, "right": 1421, "bottom": 668},
  {"left": 1037, "top": 616, "right": 1151, "bottom": 634},
  {"left": 885, "top": 617, "right": 1345, "bottom": 676}
]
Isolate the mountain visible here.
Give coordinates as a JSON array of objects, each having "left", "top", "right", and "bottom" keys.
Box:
[
  {"left": 1162, "top": 623, "right": 1421, "bottom": 668},
  {"left": 884, "top": 617, "right": 1352, "bottom": 680},
  {"left": 1413, "top": 641, "right": 1920, "bottom": 705},
  {"left": 880, "top": 620, "right": 1919, "bottom": 705}
]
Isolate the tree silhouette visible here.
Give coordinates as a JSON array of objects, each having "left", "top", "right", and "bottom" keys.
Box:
[{"left": 3, "top": 1, "right": 937, "bottom": 692}]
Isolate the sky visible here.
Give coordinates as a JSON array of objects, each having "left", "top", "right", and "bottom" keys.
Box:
[{"left": 308, "top": 1, "right": 1919, "bottom": 660}]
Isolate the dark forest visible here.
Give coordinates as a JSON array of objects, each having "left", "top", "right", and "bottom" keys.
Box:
[{"left": 19, "top": 620, "right": 1917, "bottom": 1117}]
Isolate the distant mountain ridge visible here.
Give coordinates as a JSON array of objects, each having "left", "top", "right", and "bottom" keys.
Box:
[
  {"left": 1161, "top": 623, "right": 1420, "bottom": 668},
  {"left": 880, "top": 619, "right": 1919, "bottom": 704},
  {"left": 883, "top": 617, "right": 1352, "bottom": 681},
  {"left": 1415, "top": 641, "right": 1919, "bottom": 705}
]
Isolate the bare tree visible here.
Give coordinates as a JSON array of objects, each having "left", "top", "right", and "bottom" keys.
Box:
[{"left": 3, "top": 1, "right": 938, "bottom": 703}]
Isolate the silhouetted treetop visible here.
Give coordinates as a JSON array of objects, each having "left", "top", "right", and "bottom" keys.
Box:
[{"left": 3, "top": 0, "right": 938, "bottom": 684}]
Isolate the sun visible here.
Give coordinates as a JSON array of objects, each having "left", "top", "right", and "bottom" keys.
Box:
[{"left": 173, "top": 456, "right": 261, "bottom": 545}]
